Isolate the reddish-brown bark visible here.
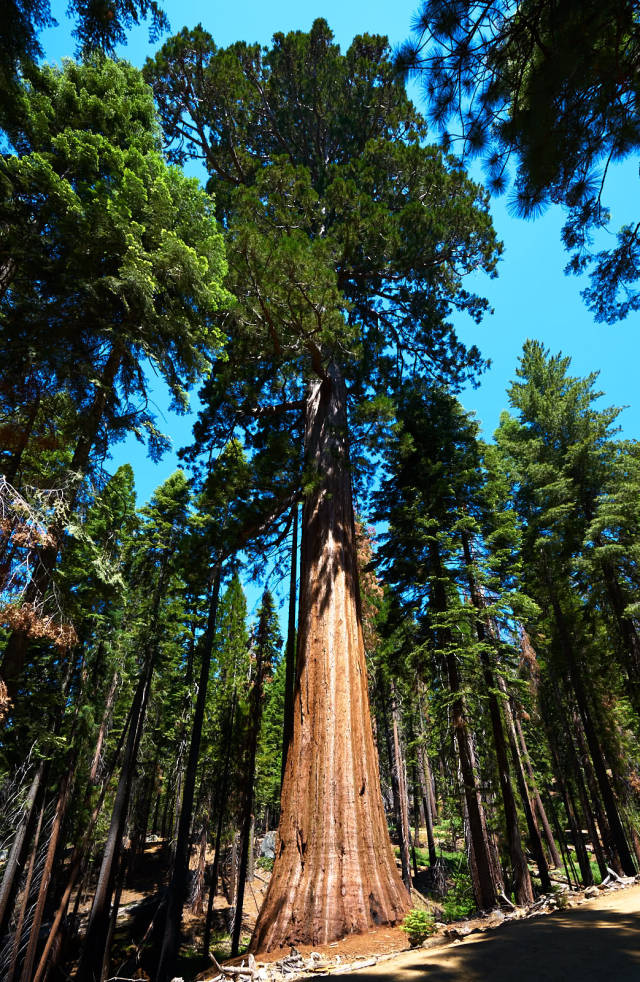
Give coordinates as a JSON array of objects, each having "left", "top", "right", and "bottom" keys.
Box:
[{"left": 251, "top": 366, "right": 407, "bottom": 952}]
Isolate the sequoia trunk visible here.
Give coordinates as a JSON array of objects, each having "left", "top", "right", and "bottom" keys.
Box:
[{"left": 251, "top": 366, "right": 407, "bottom": 951}]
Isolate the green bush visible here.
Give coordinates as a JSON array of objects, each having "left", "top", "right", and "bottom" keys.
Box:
[
  {"left": 256, "top": 856, "right": 274, "bottom": 871},
  {"left": 441, "top": 872, "right": 475, "bottom": 922},
  {"left": 401, "top": 909, "right": 435, "bottom": 946}
]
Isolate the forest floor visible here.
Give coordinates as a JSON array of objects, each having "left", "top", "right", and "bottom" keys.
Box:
[{"left": 97, "top": 839, "right": 640, "bottom": 980}]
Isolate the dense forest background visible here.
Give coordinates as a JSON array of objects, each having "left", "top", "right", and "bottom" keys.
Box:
[{"left": 1, "top": 2, "right": 639, "bottom": 981}]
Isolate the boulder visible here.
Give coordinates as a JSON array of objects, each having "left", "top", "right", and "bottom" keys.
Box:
[{"left": 260, "top": 831, "right": 277, "bottom": 859}]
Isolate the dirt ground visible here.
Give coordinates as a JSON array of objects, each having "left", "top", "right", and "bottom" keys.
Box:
[{"left": 338, "top": 885, "right": 640, "bottom": 982}]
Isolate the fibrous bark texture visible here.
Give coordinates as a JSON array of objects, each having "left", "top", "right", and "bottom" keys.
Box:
[{"left": 251, "top": 366, "right": 407, "bottom": 952}]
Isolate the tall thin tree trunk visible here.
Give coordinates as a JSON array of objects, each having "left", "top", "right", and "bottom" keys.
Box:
[
  {"left": 203, "top": 689, "right": 238, "bottom": 956},
  {"left": 252, "top": 366, "right": 407, "bottom": 951},
  {"left": 513, "top": 713, "right": 562, "bottom": 868},
  {"left": 89, "top": 669, "right": 119, "bottom": 784},
  {"left": 426, "top": 535, "right": 498, "bottom": 909},
  {"left": 100, "top": 848, "right": 130, "bottom": 982},
  {"left": 31, "top": 704, "right": 132, "bottom": 982},
  {"left": 231, "top": 598, "right": 270, "bottom": 957},
  {"left": 156, "top": 560, "right": 222, "bottom": 982},
  {"left": 417, "top": 748, "right": 437, "bottom": 866},
  {"left": 281, "top": 507, "right": 298, "bottom": 786},
  {"left": 390, "top": 683, "right": 412, "bottom": 895},
  {"left": 570, "top": 713, "right": 610, "bottom": 878},
  {"left": 191, "top": 824, "right": 208, "bottom": 915},
  {"left": 445, "top": 656, "right": 498, "bottom": 907},
  {"left": 6, "top": 794, "right": 45, "bottom": 982},
  {"left": 549, "top": 591, "right": 635, "bottom": 874},
  {"left": 460, "top": 551, "right": 533, "bottom": 903},
  {"left": 19, "top": 765, "right": 74, "bottom": 982},
  {"left": 77, "top": 642, "right": 155, "bottom": 982},
  {"left": 0, "top": 762, "right": 44, "bottom": 935},
  {"left": 498, "top": 684, "right": 551, "bottom": 892},
  {"left": 547, "top": 733, "right": 593, "bottom": 886}
]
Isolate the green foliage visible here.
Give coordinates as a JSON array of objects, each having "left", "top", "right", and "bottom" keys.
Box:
[
  {"left": 441, "top": 870, "right": 475, "bottom": 923},
  {"left": 1, "top": 58, "right": 229, "bottom": 487},
  {"left": 255, "top": 649, "right": 285, "bottom": 817},
  {"left": 147, "top": 18, "right": 501, "bottom": 559},
  {"left": 0, "top": 0, "right": 169, "bottom": 121},
  {"left": 256, "top": 855, "right": 274, "bottom": 872},
  {"left": 402, "top": 0, "right": 640, "bottom": 321},
  {"left": 401, "top": 908, "right": 435, "bottom": 946}
]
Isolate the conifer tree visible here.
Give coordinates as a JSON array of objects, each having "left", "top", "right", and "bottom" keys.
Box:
[
  {"left": 0, "top": 59, "right": 228, "bottom": 703},
  {"left": 146, "top": 19, "right": 500, "bottom": 947},
  {"left": 496, "top": 341, "right": 637, "bottom": 876}
]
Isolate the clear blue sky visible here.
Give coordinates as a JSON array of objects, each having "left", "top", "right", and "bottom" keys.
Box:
[{"left": 41, "top": 0, "right": 640, "bottom": 514}]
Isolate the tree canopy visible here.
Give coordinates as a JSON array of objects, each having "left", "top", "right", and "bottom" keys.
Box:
[{"left": 400, "top": 0, "right": 640, "bottom": 321}]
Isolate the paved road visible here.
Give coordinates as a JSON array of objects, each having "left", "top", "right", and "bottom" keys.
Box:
[{"left": 350, "top": 886, "right": 640, "bottom": 982}]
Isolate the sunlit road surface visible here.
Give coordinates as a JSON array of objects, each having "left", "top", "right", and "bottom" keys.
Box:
[{"left": 348, "top": 886, "right": 640, "bottom": 982}]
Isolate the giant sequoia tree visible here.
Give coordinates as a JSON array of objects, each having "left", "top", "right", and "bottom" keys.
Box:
[{"left": 146, "top": 18, "right": 500, "bottom": 951}]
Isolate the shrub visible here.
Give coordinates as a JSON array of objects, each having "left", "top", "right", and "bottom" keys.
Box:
[
  {"left": 401, "top": 908, "right": 435, "bottom": 946},
  {"left": 256, "top": 856, "right": 274, "bottom": 871}
]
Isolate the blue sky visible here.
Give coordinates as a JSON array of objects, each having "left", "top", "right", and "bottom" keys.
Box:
[{"left": 41, "top": 0, "right": 640, "bottom": 513}]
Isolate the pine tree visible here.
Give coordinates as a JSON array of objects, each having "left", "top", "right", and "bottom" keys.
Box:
[
  {"left": 0, "top": 59, "right": 228, "bottom": 703},
  {"left": 496, "top": 341, "right": 637, "bottom": 876}
]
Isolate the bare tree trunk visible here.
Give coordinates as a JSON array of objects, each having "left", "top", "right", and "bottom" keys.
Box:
[
  {"left": 156, "top": 560, "right": 222, "bottom": 982},
  {"left": 390, "top": 683, "right": 412, "bottom": 895},
  {"left": 100, "top": 848, "right": 130, "bottom": 982},
  {"left": 251, "top": 366, "right": 407, "bottom": 951},
  {"left": 89, "top": 669, "right": 119, "bottom": 784},
  {"left": 547, "top": 733, "right": 593, "bottom": 886},
  {"left": 458, "top": 533, "right": 532, "bottom": 905},
  {"left": 191, "top": 825, "right": 208, "bottom": 916},
  {"left": 19, "top": 766, "right": 73, "bottom": 982},
  {"left": 203, "top": 689, "right": 238, "bottom": 956},
  {"left": 247, "top": 816, "right": 255, "bottom": 883},
  {"left": 500, "top": 690, "right": 551, "bottom": 893},
  {"left": 570, "top": 713, "right": 610, "bottom": 878},
  {"left": 549, "top": 591, "right": 635, "bottom": 874},
  {"left": 513, "top": 713, "right": 562, "bottom": 868},
  {"left": 6, "top": 794, "right": 45, "bottom": 982},
  {"left": 417, "top": 748, "right": 437, "bottom": 866},
  {"left": 77, "top": 643, "right": 155, "bottom": 981},
  {"left": 0, "top": 762, "right": 44, "bottom": 935},
  {"left": 446, "top": 656, "right": 498, "bottom": 910},
  {"left": 281, "top": 507, "right": 298, "bottom": 786},
  {"left": 232, "top": 596, "right": 271, "bottom": 957},
  {"left": 31, "top": 706, "right": 132, "bottom": 982},
  {"left": 416, "top": 689, "right": 438, "bottom": 822}
]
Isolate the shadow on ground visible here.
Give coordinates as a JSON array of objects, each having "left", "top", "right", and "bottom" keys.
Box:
[{"left": 334, "top": 902, "right": 640, "bottom": 982}]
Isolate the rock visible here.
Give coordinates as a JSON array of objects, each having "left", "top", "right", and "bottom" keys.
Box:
[
  {"left": 422, "top": 936, "right": 446, "bottom": 950},
  {"left": 584, "top": 885, "right": 599, "bottom": 898},
  {"left": 433, "top": 922, "right": 447, "bottom": 931},
  {"left": 444, "top": 926, "right": 471, "bottom": 940},
  {"left": 260, "top": 831, "right": 277, "bottom": 859}
]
